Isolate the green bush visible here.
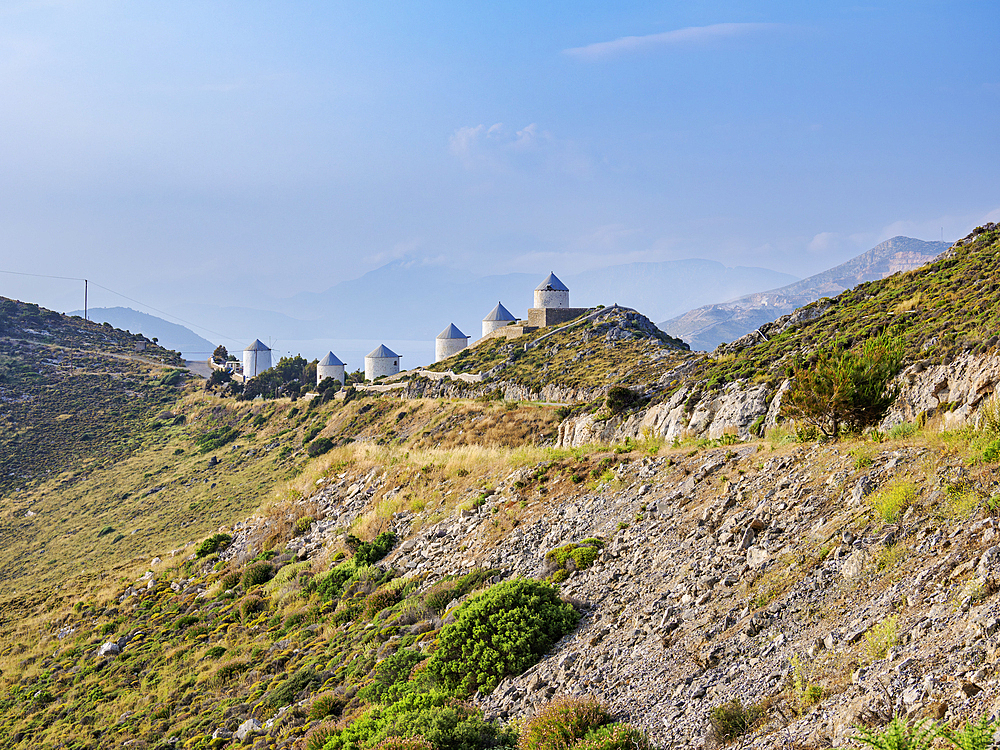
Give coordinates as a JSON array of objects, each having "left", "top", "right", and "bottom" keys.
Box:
[
  {"left": 853, "top": 717, "right": 936, "bottom": 750},
  {"left": 544, "top": 539, "right": 604, "bottom": 577},
  {"left": 320, "top": 691, "right": 513, "bottom": 750},
  {"left": 575, "top": 724, "right": 652, "bottom": 750},
  {"left": 266, "top": 666, "right": 319, "bottom": 708},
  {"left": 708, "top": 698, "right": 766, "bottom": 744},
  {"left": 869, "top": 484, "right": 916, "bottom": 524},
  {"left": 313, "top": 565, "right": 355, "bottom": 601},
  {"left": 355, "top": 532, "right": 397, "bottom": 566},
  {"left": 196, "top": 533, "right": 232, "bottom": 558},
  {"left": 240, "top": 595, "right": 267, "bottom": 621},
  {"left": 605, "top": 387, "right": 645, "bottom": 414},
  {"left": 204, "top": 646, "right": 227, "bottom": 659},
  {"left": 309, "top": 693, "right": 347, "bottom": 721},
  {"left": 518, "top": 697, "right": 612, "bottom": 750},
  {"left": 195, "top": 425, "right": 240, "bottom": 453},
  {"left": 242, "top": 563, "right": 274, "bottom": 588},
  {"left": 219, "top": 571, "right": 242, "bottom": 590},
  {"left": 428, "top": 578, "right": 580, "bottom": 695},
  {"left": 308, "top": 437, "right": 334, "bottom": 457}
]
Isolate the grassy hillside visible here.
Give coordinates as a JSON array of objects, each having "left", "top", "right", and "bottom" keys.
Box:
[
  {"left": 672, "top": 224, "right": 1000, "bottom": 397},
  {"left": 424, "top": 306, "right": 689, "bottom": 392},
  {"left": 0, "top": 297, "right": 185, "bottom": 499}
]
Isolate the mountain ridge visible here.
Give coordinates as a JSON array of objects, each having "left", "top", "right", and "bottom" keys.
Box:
[{"left": 660, "top": 236, "right": 949, "bottom": 351}]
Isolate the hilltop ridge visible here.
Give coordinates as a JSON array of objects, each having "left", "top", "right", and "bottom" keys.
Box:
[{"left": 661, "top": 236, "right": 948, "bottom": 351}]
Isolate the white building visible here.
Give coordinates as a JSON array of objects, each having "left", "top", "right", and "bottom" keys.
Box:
[
  {"left": 534, "top": 272, "right": 569, "bottom": 309},
  {"left": 316, "top": 352, "right": 346, "bottom": 386},
  {"left": 365, "top": 344, "right": 400, "bottom": 381},
  {"left": 243, "top": 339, "right": 272, "bottom": 379},
  {"left": 482, "top": 302, "right": 517, "bottom": 337},
  {"left": 435, "top": 324, "right": 469, "bottom": 362}
]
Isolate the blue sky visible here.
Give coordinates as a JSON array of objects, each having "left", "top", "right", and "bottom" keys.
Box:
[{"left": 1, "top": 1, "right": 998, "bottom": 318}]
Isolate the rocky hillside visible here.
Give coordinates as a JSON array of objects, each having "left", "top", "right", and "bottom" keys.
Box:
[
  {"left": 661, "top": 236, "right": 948, "bottom": 352},
  {"left": 557, "top": 226, "right": 1000, "bottom": 447},
  {"left": 3, "top": 399, "right": 1000, "bottom": 750}
]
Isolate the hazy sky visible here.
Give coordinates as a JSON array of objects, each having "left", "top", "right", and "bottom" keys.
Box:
[{"left": 1, "top": 1, "right": 998, "bottom": 319}]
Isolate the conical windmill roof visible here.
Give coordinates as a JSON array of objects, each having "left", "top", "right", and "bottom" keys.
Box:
[
  {"left": 483, "top": 302, "right": 516, "bottom": 322},
  {"left": 318, "top": 352, "right": 345, "bottom": 366},
  {"left": 437, "top": 323, "right": 468, "bottom": 340},
  {"left": 534, "top": 272, "right": 568, "bottom": 291},
  {"left": 366, "top": 344, "right": 399, "bottom": 359},
  {"left": 244, "top": 339, "right": 271, "bottom": 351}
]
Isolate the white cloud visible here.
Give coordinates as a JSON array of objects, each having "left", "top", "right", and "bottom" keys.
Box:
[
  {"left": 563, "top": 22, "right": 783, "bottom": 60},
  {"left": 448, "top": 122, "right": 558, "bottom": 170}
]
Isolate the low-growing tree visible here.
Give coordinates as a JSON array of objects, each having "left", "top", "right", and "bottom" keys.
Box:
[{"left": 781, "top": 334, "right": 904, "bottom": 439}]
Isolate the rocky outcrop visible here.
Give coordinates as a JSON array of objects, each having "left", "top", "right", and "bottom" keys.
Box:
[{"left": 559, "top": 353, "right": 1000, "bottom": 448}]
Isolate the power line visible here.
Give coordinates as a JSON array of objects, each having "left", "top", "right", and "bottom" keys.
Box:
[{"left": 1, "top": 268, "right": 243, "bottom": 347}]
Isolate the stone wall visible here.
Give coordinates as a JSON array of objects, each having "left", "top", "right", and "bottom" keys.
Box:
[{"left": 526, "top": 307, "right": 589, "bottom": 328}]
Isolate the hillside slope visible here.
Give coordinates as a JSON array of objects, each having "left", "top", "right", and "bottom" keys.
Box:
[
  {"left": 67, "top": 307, "right": 216, "bottom": 360},
  {"left": 661, "top": 236, "right": 948, "bottom": 351}
]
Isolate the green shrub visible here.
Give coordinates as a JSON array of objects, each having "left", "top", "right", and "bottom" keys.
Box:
[
  {"left": 863, "top": 616, "right": 898, "bottom": 664},
  {"left": 708, "top": 698, "right": 766, "bottom": 744},
  {"left": 545, "top": 538, "right": 604, "bottom": 577},
  {"left": 321, "top": 691, "right": 513, "bottom": 750},
  {"left": 204, "top": 646, "right": 227, "bottom": 659},
  {"left": 309, "top": 693, "right": 347, "bottom": 721},
  {"left": 575, "top": 724, "right": 652, "bottom": 750},
  {"left": 308, "top": 437, "right": 334, "bottom": 457},
  {"left": 313, "top": 565, "right": 355, "bottom": 601},
  {"left": 605, "top": 387, "right": 645, "bottom": 414},
  {"left": 266, "top": 666, "right": 319, "bottom": 708},
  {"left": 219, "top": 571, "right": 241, "bottom": 590},
  {"left": 240, "top": 595, "right": 267, "bottom": 621},
  {"left": 428, "top": 578, "right": 580, "bottom": 695},
  {"left": 519, "top": 697, "right": 612, "bottom": 750},
  {"left": 195, "top": 425, "right": 240, "bottom": 453},
  {"left": 355, "top": 532, "right": 397, "bottom": 566},
  {"left": 303, "top": 426, "right": 322, "bottom": 444},
  {"left": 869, "top": 483, "right": 916, "bottom": 524},
  {"left": 853, "top": 716, "right": 936, "bottom": 750},
  {"left": 242, "top": 563, "right": 274, "bottom": 588},
  {"left": 887, "top": 422, "right": 918, "bottom": 440},
  {"left": 939, "top": 714, "right": 1000, "bottom": 750},
  {"left": 196, "top": 533, "right": 232, "bottom": 558},
  {"left": 295, "top": 515, "right": 314, "bottom": 535}
]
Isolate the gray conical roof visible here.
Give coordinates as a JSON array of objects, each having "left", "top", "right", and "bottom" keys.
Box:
[
  {"left": 483, "top": 302, "right": 516, "bottom": 322},
  {"left": 535, "top": 272, "right": 568, "bottom": 292},
  {"left": 366, "top": 344, "right": 399, "bottom": 359},
  {"left": 437, "top": 323, "right": 468, "bottom": 340},
  {"left": 318, "top": 352, "right": 344, "bottom": 366},
  {"left": 244, "top": 339, "right": 270, "bottom": 351}
]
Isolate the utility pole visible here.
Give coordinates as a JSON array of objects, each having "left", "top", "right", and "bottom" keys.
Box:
[{"left": 84, "top": 279, "right": 88, "bottom": 321}]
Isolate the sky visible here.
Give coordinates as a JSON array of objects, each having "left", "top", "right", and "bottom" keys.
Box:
[{"left": 1, "top": 0, "right": 998, "bottom": 328}]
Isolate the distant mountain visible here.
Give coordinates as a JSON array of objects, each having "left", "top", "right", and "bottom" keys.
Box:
[
  {"left": 67, "top": 306, "right": 216, "bottom": 359},
  {"left": 659, "top": 236, "right": 950, "bottom": 351}
]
